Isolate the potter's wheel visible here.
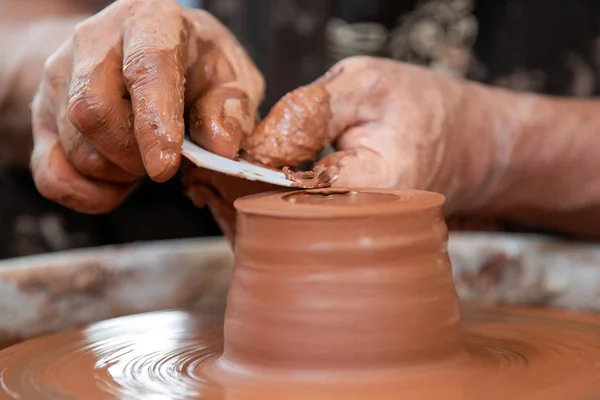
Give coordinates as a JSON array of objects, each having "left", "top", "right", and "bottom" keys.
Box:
[
  {"left": 3, "top": 188, "right": 600, "bottom": 400},
  {"left": 1, "top": 306, "right": 600, "bottom": 399}
]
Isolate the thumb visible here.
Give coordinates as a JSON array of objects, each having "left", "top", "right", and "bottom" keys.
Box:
[
  {"left": 189, "top": 85, "right": 257, "bottom": 160},
  {"left": 244, "top": 57, "right": 383, "bottom": 168},
  {"left": 318, "top": 148, "right": 393, "bottom": 189}
]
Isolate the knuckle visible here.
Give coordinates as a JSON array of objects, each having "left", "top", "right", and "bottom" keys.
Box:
[
  {"left": 68, "top": 144, "right": 107, "bottom": 178},
  {"left": 123, "top": 47, "right": 164, "bottom": 85},
  {"left": 65, "top": 136, "right": 97, "bottom": 164},
  {"left": 30, "top": 160, "right": 72, "bottom": 209},
  {"left": 72, "top": 19, "right": 94, "bottom": 39},
  {"left": 68, "top": 91, "right": 113, "bottom": 133},
  {"left": 32, "top": 173, "right": 60, "bottom": 204},
  {"left": 42, "top": 53, "right": 65, "bottom": 84}
]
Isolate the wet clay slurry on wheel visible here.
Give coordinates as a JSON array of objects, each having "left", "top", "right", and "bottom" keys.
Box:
[{"left": 2, "top": 190, "right": 600, "bottom": 399}]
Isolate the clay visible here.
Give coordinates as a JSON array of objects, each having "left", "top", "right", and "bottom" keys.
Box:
[
  {"left": 220, "top": 189, "right": 462, "bottom": 374},
  {"left": 4, "top": 306, "right": 600, "bottom": 399},
  {"left": 244, "top": 83, "right": 332, "bottom": 168},
  {"left": 3, "top": 189, "right": 600, "bottom": 399},
  {"left": 189, "top": 87, "right": 251, "bottom": 160},
  {"left": 282, "top": 165, "right": 334, "bottom": 188}
]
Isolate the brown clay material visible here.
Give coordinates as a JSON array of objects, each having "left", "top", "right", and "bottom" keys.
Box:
[
  {"left": 244, "top": 83, "right": 332, "bottom": 169},
  {"left": 3, "top": 305, "right": 600, "bottom": 398},
  {"left": 282, "top": 165, "right": 334, "bottom": 189},
  {"left": 3, "top": 189, "right": 600, "bottom": 399},
  {"left": 220, "top": 189, "right": 463, "bottom": 374}
]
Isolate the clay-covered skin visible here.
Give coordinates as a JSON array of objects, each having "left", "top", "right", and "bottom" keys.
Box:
[
  {"left": 27, "top": 0, "right": 600, "bottom": 238},
  {"left": 30, "top": 0, "right": 264, "bottom": 213},
  {"left": 241, "top": 57, "right": 600, "bottom": 237},
  {"left": 242, "top": 57, "right": 500, "bottom": 213}
]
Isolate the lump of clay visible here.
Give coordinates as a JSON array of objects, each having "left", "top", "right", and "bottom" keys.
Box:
[{"left": 243, "top": 84, "right": 332, "bottom": 168}]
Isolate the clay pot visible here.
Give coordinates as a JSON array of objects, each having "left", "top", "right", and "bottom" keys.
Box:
[{"left": 221, "top": 188, "right": 464, "bottom": 374}]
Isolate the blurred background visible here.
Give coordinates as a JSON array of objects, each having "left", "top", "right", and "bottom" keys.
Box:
[{"left": 3, "top": 0, "right": 600, "bottom": 260}]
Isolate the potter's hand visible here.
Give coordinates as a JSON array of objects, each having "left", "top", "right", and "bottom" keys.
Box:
[
  {"left": 245, "top": 56, "right": 495, "bottom": 213},
  {"left": 183, "top": 164, "right": 276, "bottom": 243},
  {"left": 30, "top": 0, "right": 264, "bottom": 213}
]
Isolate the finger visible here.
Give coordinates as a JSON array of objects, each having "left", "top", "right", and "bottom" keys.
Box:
[
  {"left": 183, "top": 163, "right": 275, "bottom": 205},
  {"left": 32, "top": 91, "right": 136, "bottom": 214},
  {"left": 187, "top": 183, "right": 236, "bottom": 244},
  {"left": 189, "top": 86, "right": 253, "bottom": 159},
  {"left": 181, "top": 160, "right": 207, "bottom": 208},
  {"left": 185, "top": 9, "right": 265, "bottom": 159},
  {"left": 318, "top": 125, "right": 414, "bottom": 189},
  {"left": 122, "top": 0, "right": 187, "bottom": 182},
  {"left": 58, "top": 112, "right": 138, "bottom": 183},
  {"left": 244, "top": 56, "right": 382, "bottom": 168},
  {"left": 68, "top": 16, "right": 145, "bottom": 176},
  {"left": 318, "top": 148, "right": 390, "bottom": 188},
  {"left": 182, "top": 164, "right": 236, "bottom": 242},
  {"left": 182, "top": 161, "right": 275, "bottom": 242}
]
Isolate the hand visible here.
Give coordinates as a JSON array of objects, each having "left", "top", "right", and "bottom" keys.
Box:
[
  {"left": 244, "top": 56, "right": 499, "bottom": 213},
  {"left": 31, "top": 0, "right": 264, "bottom": 213},
  {"left": 185, "top": 56, "right": 502, "bottom": 240},
  {"left": 182, "top": 162, "right": 276, "bottom": 243}
]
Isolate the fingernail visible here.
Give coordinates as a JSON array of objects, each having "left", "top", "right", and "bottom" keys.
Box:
[{"left": 144, "top": 146, "right": 179, "bottom": 182}]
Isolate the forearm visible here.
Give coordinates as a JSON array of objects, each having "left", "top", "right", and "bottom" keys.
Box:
[
  {"left": 456, "top": 81, "right": 600, "bottom": 237},
  {"left": 0, "top": 0, "right": 96, "bottom": 167}
]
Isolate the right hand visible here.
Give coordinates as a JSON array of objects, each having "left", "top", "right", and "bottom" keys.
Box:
[
  {"left": 184, "top": 56, "right": 501, "bottom": 242},
  {"left": 30, "top": 0, "right": 264, "bottom": 213},
  {"left": 245, "top": 56, "right": 498, "bottom": 213}
]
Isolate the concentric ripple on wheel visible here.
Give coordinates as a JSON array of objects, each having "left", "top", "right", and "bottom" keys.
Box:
[{"left": 1, "top": 307, "right": 600, "bottom": 399}]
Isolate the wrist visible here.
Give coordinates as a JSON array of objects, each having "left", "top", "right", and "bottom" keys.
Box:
[
  {"left": 450, "top": 81, "right": 600, "bottom": 219},
  {"left": 488, "top": 95, "right": 600, "bottom": 213},
  {"left": 439, "top": 80, "right": 541, "bottom": 214}
]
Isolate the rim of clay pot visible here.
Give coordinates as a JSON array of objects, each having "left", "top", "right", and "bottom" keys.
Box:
[{"left": 234, "top": 188, "right": 445, "bottom": 218}]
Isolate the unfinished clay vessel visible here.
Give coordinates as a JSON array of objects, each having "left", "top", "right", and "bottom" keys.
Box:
[
  {"left": 2, "top": 189, "right": 600, "bottom": 399},
  {"left": 221, "top": 188, "right": 463, "bottom": 374}
]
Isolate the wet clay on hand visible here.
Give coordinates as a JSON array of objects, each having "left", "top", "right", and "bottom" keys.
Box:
[
  {"left": 244, "top": 83, "right": 332, "bottom": 168},
  {"left": 243, "top": 57, "right": 474, "bottom": 192},
  {"left": 30, "top": 0, "right": 265, "bottom": 214},
  {"left": 282, "top": 165, "right": 334, "bottom": 188},
  {"left": 242, "top": 56, "right": 557, "bottom": 217},
  {"left": 4, "top": 189, "right": 600, "bottom": 399}
]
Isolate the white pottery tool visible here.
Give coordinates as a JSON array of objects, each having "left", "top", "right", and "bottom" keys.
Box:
[{"left": 181, "top": 138, "right": 294, "bottom": 187}]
